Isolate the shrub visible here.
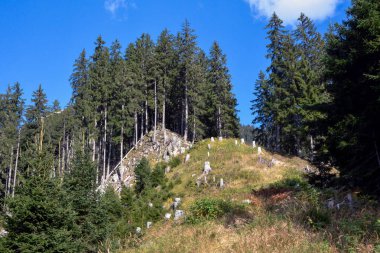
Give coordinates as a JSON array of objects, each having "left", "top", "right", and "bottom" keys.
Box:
[
  {"left": 186, "top": 198, "right": 244, "bottom": 224},
  {"left": 168, "top": 157, "right": 181, "bottom": 168}
]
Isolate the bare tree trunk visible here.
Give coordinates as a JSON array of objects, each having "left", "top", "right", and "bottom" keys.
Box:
[
  {"left": 92, "top": 118, "right": 96, "bottom": 162},
  {"left": 97, "top": 140, "right": 101, "bottom": 184},
  {"left": 192, "top": 114, "right": 196, "bottom": 144},
  {"left": 163, "top": 86, "right": 166, "bottom": 143},
  {"left": 66, "top": 134, "right": 70, "bottom": 172},
  {"left": 62, "top": 123, "right": 66, "bottom": 173},
  {"left": 103, "top": 107, "right": 107, "bottom": 182},
  {"left": 310, "top": 135, "right": 315, "bottom": 161},
  {"left": 184, "top": 83, "right": 188, "bottom": 141},
  {"left": 134, "top": 111, "right": 138, "bottom": 145},
  {"left": 12, "top": 130, "right": 20, "bottom": 198},
  {"left": 140, "top": 111, "right": 144, "bottom": 139},
  {"left": 107, "top": 129, "right": 112, "bottom": 179},
  {"left": 154, "top": 79, "right": 157, "bottom": 142},
  {"left": 121, "top": 105, "right": 124, "bottom": 163},
  {"left": 218, "top": 106, "right": 222, "bottom": 137},
  {"left": 145, "top": 95, "right": 148, "bottom": 135},
  {"left": 6, "top": 146, "right": 14, "bottom": 196}
]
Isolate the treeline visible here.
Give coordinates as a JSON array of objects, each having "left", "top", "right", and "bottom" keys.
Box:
[
  {"left": 0, "top": 20, "right": 239, "bottom": 202},
  {"left": 69, "top": 20, "right": 239, "bottom": 182},
  {"left": 252, "top": 0, "right": 380, "bottom": 193}
]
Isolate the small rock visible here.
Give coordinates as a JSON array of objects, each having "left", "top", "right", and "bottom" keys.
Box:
[
  {"left": 211, "top": 137, "right": 215, "bottom": 142},
  {"left": 219, "top": 136, "right": 223, "bottom": 141},
  {"left": 165, "top": 213, "right": 172, "bottom": 220},
  {"left": 252, "top": 141, "right": 256, "bottom": 148},
  {"left": 204, "top": 161, "right": 212, "bottom": 174},
  {"left": 327, "top": 198, "right": 335, "bottom": 209},
  {"left": 242, "top": 199, "right": 252, "bottom": 204},
  {"left": 136, "top": 227, "right": 142, "bottom": 234},
  {"left": 241, "top": 138, "right": 245, "bottom": 144},
  {"left": 174, "top": 210, "right": 185, "bottom": 220},
  {"left": 147, "top": 221, "right": 152, "bottom": 228},
  {"left": 148, "top": 202, "right": 153, "bottom": 208}
]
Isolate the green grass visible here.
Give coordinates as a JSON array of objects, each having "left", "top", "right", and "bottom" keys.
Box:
[{"left": 121, "top": 138, "right": 380, "bottom": 253}]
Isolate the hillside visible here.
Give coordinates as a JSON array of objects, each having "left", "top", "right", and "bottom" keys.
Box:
[{"left": 122, "top": 138, "right": 380, "bottom": 253}]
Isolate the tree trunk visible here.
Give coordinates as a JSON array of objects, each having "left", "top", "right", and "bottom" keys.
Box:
[
  {"left": 192, "top": 114, "right": 196, "bottom": 144},
  {"left": 163, "top": 86, "right": 166, "bottom": 143},
  {"left": 218, "top": 106, "right": 222, "bottom": 137},
  {"left": 140, "top": 111, "right": 144, "bottom": 139},
  {"left": 121, "top": 105, "right": 124, "bottom": 163},
  {"left": 145, "top": 96, "right": 148, "bottom": 135},
  {"left": 12, "top": 130, "right": 20, "bottom": 198},
  {"left": 154, "top": 79, "right": 157, "bottom": 142},
  {"left": 92, "top": 118, "right": 96, "bottom": 162},
  {"left": 134, "top": 111, "right": 138, "bottom": 145},
  {"left": 58, "top": 137, "right": 61, "bottom": 176},
  {"left": 184, "top": 83, "right": 188, "bottom": 141},
  {"left": 6, "top": 145, "right": 14, "bottom": 196},
  {"left": 103, "top": 107, "right": 107, "bottom": 182},
  {"left": 62, "top": 123, "right": 66, "bottom": 173},
  {"left": 66, "top": 134, "right": 70, "bottom": 172},
  {"left": 107, "top": 128, "right": 112, "bottom": 179}
]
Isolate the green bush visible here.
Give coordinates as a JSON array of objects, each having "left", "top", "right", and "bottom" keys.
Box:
[
  {"left": 168, "top": 157, "right": 181, "bottom": 168},
  {"left": 186, "top": 198, "right": 243, "bottom": 224}
]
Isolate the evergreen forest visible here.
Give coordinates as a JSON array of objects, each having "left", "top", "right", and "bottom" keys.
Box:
[{"left": 0, "top": 0, "right": 379, "bottom": 251}]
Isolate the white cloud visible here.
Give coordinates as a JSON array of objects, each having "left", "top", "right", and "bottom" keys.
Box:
[
  {"left": 104, "top": 0, "right": 128, "bottom": 15},
  {"left": 245, "top": 0, "right": 340, "bottom": 25}
]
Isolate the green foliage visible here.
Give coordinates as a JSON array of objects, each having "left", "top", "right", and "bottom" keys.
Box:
[
  {"left": 135, "top": 158, "right": 152, "bottom": 194},
  {"left": 62, "top": 152, "right": 111, "bottom": 252},
  {"left": 187, "top": 198, "right": 243, "bottom": 224},
  {"left": 168, "top": 156, "right": 181, "bottom": 168},
  {"left": 324, "top": 0, "right": 380, "bottom": 193},
  {"left": 4, "top": 157, "right": 77, "bottom": 252}
]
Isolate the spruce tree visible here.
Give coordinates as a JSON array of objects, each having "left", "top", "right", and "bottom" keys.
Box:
[
  {"left": 208, "top": 41, "right": 239, "bottom": 138},
  {"left": 324, "top": 0, "right": 380, "bottom": 193}
]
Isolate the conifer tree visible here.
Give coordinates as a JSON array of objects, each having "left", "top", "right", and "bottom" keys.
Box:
[
  {"left": 176, "top": 20, "right": 198, "bottom": 141},
  {"left": 208, "top": 41, "right": 239, "bottom": 138},
  {"left": 155, "top": 29, "right": 177, "bottom": 142},
  {"left": 324, "top": 0, "right": 380, "bottom": 193},
  {"left": 265, "top": 13, "right": 287, "bottom": 151}
]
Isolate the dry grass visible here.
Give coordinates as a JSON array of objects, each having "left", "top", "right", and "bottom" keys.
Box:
[{"left": 120, "top": 139, "right": 380, "bottom": 253}]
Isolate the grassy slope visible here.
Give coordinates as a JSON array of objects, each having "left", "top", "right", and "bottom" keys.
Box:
[{"left": 122, "top": 139, "right": 380, "bottom": 253}]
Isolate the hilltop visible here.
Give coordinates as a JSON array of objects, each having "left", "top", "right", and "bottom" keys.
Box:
[{"left": 121, "top": 138, "right": 380, "bottom": 253}]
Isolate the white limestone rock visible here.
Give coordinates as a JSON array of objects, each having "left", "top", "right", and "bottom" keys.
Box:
[{"left": 174, "top": 210, "right": 185, "bottom": 220}]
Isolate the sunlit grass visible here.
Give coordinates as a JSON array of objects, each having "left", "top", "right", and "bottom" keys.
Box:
[{"left": 121, "top": 138, "right": 380, "bottom": 253}]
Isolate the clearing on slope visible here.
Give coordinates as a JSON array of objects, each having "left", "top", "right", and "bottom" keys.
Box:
[{"left": 121, "top": 138, "right": 380, "bottom": 253}]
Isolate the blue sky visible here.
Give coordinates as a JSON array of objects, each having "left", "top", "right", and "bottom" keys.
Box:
[{"left": 0, "top": 0, "right": 350, "bottom": 125}]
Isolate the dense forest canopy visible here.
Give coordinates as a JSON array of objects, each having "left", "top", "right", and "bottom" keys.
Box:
[{"left": 251, "top": 0, "right": 380, "bottom": 194}]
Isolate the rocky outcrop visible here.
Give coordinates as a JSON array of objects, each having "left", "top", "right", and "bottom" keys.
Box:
[{"left": 98, "top": 128, "right": 190, "bottom": 193}]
